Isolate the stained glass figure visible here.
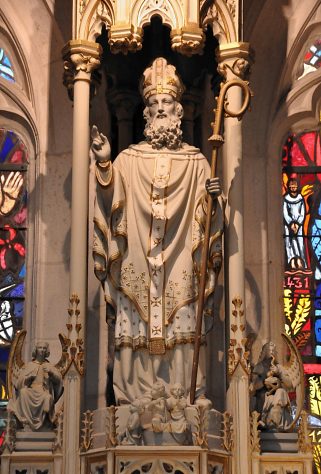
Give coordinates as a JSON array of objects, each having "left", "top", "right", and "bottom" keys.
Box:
[
  {"left": 282, "top": 130, "right": 321, "bottom": 473},
  {"left": 298, "top": 39, "right": 321, "bottom": 80},
  {"left": 0, "top": 48, "right": 14, "bottom": 83},
  {"left": 283, "top": 177, "right": 307, "bottom": 270},
  {"left": 0, "top": 301, "right": 14, "bottom": 343},
  {"left": 0, "top": 129, "right": 28, "bottom": 422}
]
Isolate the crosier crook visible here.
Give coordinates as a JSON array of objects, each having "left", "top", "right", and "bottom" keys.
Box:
[{"left": 190, "top": 78, "right": 252, "bottom": 405}]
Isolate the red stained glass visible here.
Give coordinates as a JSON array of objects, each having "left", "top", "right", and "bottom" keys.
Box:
[
  {"left": 304, "top": 364, "right": 321, "bottom": 374},
  {"left": 302, "top": 320, "right": 311, "bottom": 331},
  {"left": 10, "top": 148, "right": 26, "bottom": 164},
  {"left": 291, "top": 140, "right": 310, "bottom": 166}
]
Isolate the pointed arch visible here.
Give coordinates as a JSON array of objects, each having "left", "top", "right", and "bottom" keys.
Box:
[
  {"left": 201, "top": 0, "right": 237, "bottom": 44},
  {"left": 131, "top": 0, "right": 183, "bottom": 30},
  {"left": 0, "top": 12, "right": 33, "bottom": 103},
  {"left": 78, "top": 0, "right": 115, "bottom": 41}
]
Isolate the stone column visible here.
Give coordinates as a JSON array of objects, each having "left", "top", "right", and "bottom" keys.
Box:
[
  {"left": 181, "top": 89, "right": 201, "bottom": 145},
  {"left": 62, "top": 40, "right": 101, "bottom": 474},
  {"left": 216, "top": 42, "right": 252, "bottom": 474},
  {"left": 107, "top": 89, "right": 140, "bottom": 153}
]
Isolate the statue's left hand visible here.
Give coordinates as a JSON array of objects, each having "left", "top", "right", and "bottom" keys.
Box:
[{"left": 205, "top": 177, "right": 221, "bottom": 199}]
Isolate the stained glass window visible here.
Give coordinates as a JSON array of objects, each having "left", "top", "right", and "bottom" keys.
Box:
[
  {"left": 298, "top": 39, "right": 321, "bottom": 80},
  {"left": 282, "top": 129, "right": 321, "bottom": 471},
  {"left": 0, "top": 48, "right": 14, "bottom": 83},
  {"left": 0, "top": 129, "right": 28, "bottom": 433}
]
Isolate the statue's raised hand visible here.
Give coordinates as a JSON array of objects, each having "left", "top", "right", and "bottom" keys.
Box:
[
  {"left": 90, "top": 125, "right": 111, "bottom": 162},
  {"left": 1, "top": 172, "right": 23, "bottom": 200},
  {"left": 0, "top": 172, "right": 23, "bottom": 215}
]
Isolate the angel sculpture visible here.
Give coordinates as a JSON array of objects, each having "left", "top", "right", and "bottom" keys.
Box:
[
  {"left": 7, "top": 331, "right": 63, "bottom": 431},
  {"left": 249, "top": 333, "right": 304, "bottom": 432}
]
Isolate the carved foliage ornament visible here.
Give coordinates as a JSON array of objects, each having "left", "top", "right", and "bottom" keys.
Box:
[
  {"left": 81, "top": 410, "right": 94, "bottom": 452},
  {"left": 221, "top": 411, "right": 233, "bottom": 452},
  {"left": 249, "top": 411, "right": 261, "bottom": 454},
  {"left": 108, "top": 26, "right": 143, "bottom": 55},
  {"left": 228, "top": 297, "right": 251, "bottom": 376},
  {"left": 171, "top": 28, "right": 205, "bottom": 57},
  {"left": 57, "top": 294, "right": 84, "bottom": 377},
  {"left": 63, "top": 48, "right": 101, "bottom": 101},
  {"left": 217, "top": 58, "right": 251, "bottom": 81}
]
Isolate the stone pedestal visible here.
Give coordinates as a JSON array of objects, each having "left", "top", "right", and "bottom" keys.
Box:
[
  {"left": 260, "top": 432, "right": 298, "bottom": 453},
  {"left": 82, "top": 446, "right": 231, "bottom": 474},
  {"left": 79, "top": 406, "right": 232, "bottom": 473},
  {"left": 14, "top": 430, "right": 56, "bottom": 452},
  {"left": 1, "top": 452, "right": 63, "bottom": 474},
  {"left": 251, "top": 452, "right": 313, "bottom": 474}
]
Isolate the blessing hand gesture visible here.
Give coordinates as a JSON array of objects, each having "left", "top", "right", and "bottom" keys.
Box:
[{"left": 90, "top": 125, "right": 111, "bottom": 163}]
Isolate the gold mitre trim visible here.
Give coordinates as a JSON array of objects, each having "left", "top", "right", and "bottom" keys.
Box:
[{"left": 141, "top": 57, "right": 184, "bottom": 102}]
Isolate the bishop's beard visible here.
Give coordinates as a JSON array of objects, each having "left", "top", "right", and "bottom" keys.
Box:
[{"left": 144, "top": 116, "right": 183, "bottom": 150}]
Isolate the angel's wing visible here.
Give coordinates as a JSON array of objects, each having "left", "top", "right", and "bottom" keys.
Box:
[
  {"left": 281, "top": 332, "right": 305, "bottom": 431},
  {"left": 55, "top": 332, "right": 70, "bottom": 375},
  {"left": 7, "top": 330, "right": 26, "bottom": 399}
]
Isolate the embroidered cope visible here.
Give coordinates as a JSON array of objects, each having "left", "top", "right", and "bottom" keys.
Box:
[{"left": 93, "top": 142, "right": 223, "bottom": 403}]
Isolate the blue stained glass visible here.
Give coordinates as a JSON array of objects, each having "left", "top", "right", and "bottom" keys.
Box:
[
  {"left": 0, "top": 70, "right": 14, "bottom": 83},
  {"left": 0, "top": 348, "right": 10, "bottom": 365},
  {"left": 13, "top": 300, "right": 24, "bottom": 319},
  {"left": 315, "top": 319, "right": 321, "bottom": 343},
  {"left": 309, "top": 415, "right": 321, "bottom": 426},
  {"left": 0, "top": 133, "right": 17, "bottom": 163},
  {"left": 316, "top": 345, "right": 321, "bottom": 356},
  {"left": 0, "top": 48, "right": 14, "bottom": 83},
  {"left": 7, "top": 283, "right": 24, "bottom": 298},
  {"left": 19, "top": 264, "right": 26, "bottom": 278},
  {"left": 0, "top": 275, "right": 15, "bottom": 288}
]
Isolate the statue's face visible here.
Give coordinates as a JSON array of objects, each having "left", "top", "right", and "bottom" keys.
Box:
[
  {"left": 288, "top": 179, "right": 298, "bottom": 196},
  {"left": 266, "top": 341, "right": 277, "bottom": 359},
  {"left": 147, "top": 93, "right": 176, "bottom": 128},
  {"left": 35, "top": 342, "right": 48, "bottom": 362}
]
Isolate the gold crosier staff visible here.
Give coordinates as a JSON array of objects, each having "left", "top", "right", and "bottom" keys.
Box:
[{"left": 190, "top": 78, "right": 252, "bottom": 405}]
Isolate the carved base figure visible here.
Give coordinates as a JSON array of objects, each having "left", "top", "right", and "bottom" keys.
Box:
[
  {"left": 119, "top": 382, "right": 191, "bottom": 446},
  {"left": 250, "top": 334, "right": 304, "bottom": 433},
  {"left": 7, "top": 334, "right": 63, "bottom": 431}
]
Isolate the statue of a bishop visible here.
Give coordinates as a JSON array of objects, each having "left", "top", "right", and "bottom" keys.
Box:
[{"left": 92, "top": 57, "right": 223, "bottom": 405}]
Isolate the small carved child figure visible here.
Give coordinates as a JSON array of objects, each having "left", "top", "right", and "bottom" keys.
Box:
[
  {"left": 148, "top": 382, "right": 168, "bottom": 432},
  {"left": 260, "top": 372, "right": 292, "bottom": 431},
  {"left": 166, "top": 383, "right": 188, "bottom": 433},
  {"left": 121, "top": 399, "right": 145, "bottom": 445}
]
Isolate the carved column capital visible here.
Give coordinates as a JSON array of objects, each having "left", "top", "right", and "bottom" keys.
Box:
[
  {"left": 62, "top": 39, "right": 102, "bottom": 100},
  {"left": 107, "top": 89, "right": 140, "bottom": 122},
  {"left": 108, "top": 25, "right": 143, "bottom": 55},
  {"left": 216, "top": 42, "right": 253, "bottom": 80},
  {"left": 171, "top": 25, "right": 205, "bottom": 57}
]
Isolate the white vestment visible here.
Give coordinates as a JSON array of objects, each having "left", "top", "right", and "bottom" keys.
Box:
[
  {"left": 93, "top": 142, "right": 223, "bottom": 404},
  {"left": 283, "top": 192, "right": 306, "bottom": 266}
]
